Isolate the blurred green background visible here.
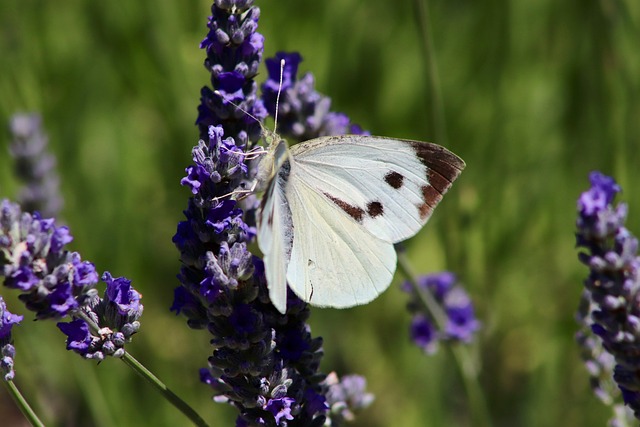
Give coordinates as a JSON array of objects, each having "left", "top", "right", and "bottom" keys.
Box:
[{"left": 1, "top": 0, "right": 639, "bottom": 426}]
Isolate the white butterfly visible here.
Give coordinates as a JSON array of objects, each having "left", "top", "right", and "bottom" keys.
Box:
[{"left": 254, "top": 131, "right": 465, "bottom": 314}]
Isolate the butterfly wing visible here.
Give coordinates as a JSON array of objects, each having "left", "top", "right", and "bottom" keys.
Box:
[
  {"left": 289, "top": 135, "right": 465, "bottom": 243},
  {"left": 282, "top": 135, "right": 464, "bottom": 308},
  {"left": 285, "top": 173, "right": 397, "bottom": 307},
  {"left": 256, "top": 140, "right": 294, "bottom": 314}
]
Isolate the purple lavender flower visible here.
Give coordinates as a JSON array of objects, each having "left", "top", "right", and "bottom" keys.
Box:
[
  {"left": 324, "top": 373, "right": 374, "bottom": 425},
  {"left": 0, "top": 199, "right": 141, "bottom": 360},
  {"left": 196, "top": 0, "right": 267, "bottom": 144},
  {"left": 173, "top": 2, "right": 337, "bottom": 424},
  {"left": 1, "top": 199, "right": 98, "bottom": 319},
  {"left": 0, "top": 296, "right": 23, "bottom": 381},
  {"left": 576, "top": 171, "right": 640, "bottom": 420},
  {"left": 576, "top": 290, "right": 637, "bottom": 425},
  {"left": 57, "top": 272, "right": 143, "bottom": 360},
  {"left": 8, "top": 113, "right": 63, "bottom": 218},
  {"left": 261, "top": 52, "right": 370, "bottom": 141},
  {"left": 403, "top": 272, "right": 479, "bottom": 354}
]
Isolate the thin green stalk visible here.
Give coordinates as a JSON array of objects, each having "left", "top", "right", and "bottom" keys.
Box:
[
  {"left": 397, "top": 252, "right": 493, "bottom": 427},
  {"left": 119, "top": 352, "right": 209, "bottom": 427},
  {"left": 75, "top": 311, "right": 209, "bottom": 427},
  {"left": 414, "top": 0, "right": 447, "bottom": 146},
  {"left": 3, "top": 379, "right": 45, "bottom": 427}
]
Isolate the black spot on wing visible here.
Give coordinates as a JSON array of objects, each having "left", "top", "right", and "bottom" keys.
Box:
[
  {"left": 366, "top": 201, "right": 384, "bottom": 218},
  {"left": 384, "top": 171, "right": 405, "bottom": 189},
  {"left": 323, "top": 193, "right": 365, "bottom": 223}
]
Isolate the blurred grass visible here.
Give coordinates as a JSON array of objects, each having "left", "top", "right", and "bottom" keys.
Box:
[{"left": 1, "top": 0, "right": 639, "bottom": 426}]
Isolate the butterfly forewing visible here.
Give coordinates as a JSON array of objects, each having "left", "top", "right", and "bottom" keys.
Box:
[{"left": 289, "top": 135, "right": 465, "bottom": 243}]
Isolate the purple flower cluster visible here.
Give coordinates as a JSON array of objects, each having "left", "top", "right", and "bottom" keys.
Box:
[
  {"left": 403, "top": 272, "right": 479, "bottom": 354},
  {"left": 0, "top": 296, "right": 23, "bottom": 381},
  {"left": 1, "top": 199, "right": 98, "bottom": 319},
  {"left": 1, "top": 199, "right": 143, "bottom": 363},
  {"left": 175, "top": 125, "right": 329, "bottom": 425},
  {"left": 576, "top": 171, "right": 640, "bottom": 419},
  {"left": 172, "top": 2, "right": 347, "bottom": 425},
  {"left": 196, "top": 0, "right": 267, "bottom": 144},
  {"left": 325, "top": 373, "right": 374, "bottom": 425},
  {"left": 8, "top": 113, "right": 63, "bottom": 218},
  {"left": 57, "top": 272, "right": 143, "bottom": 360},
  {"left": 0, "top": 200, "right": 142, "bottom": 360},
  {"left": 261, "top": 52, "right": 369, "bottom": 141}
]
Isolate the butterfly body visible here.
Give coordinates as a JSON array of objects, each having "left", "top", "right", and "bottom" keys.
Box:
[{"left": 256, "top": 134, "right": 465, "bottom": 314}]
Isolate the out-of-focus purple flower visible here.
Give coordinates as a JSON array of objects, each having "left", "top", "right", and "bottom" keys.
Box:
[
  {"left": 261, "top": 52, "right": 370, "bottom": 141},
  {"left": 576, "top": 290, "right": 618, "bottom": 405},
  {"left": 8, "top": 113, "right": 63, "bottom": 218},
  {"left": 1, "top": 199, "right": 98, "bottom": 319},
  {"left": 409, "top": 314, "right": 439, "bottom": 355},
  {"left": 576, "top": 171, "right": 640, "bottom": 420},
  {"left": 403, "top": 272, "right": 479, "bottom": 354},
  {"left": 576, "top": 291, "right": 637, "bottom": 426},
  {"left": 0, "top": 296, "right": 22, "bottom": 381},
  {"left": 324, "top": 372, "right": 374, "bottom": 424},
  {"left": 173, "top": 2, "right": 334, "bottom": 425}
]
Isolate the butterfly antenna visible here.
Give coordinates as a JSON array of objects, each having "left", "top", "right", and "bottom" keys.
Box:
[
  {"left": 273, "top": 58, "right": 285, "bottom": 133},
  {"left": 213, "top": 90, "right": 263, "bottom": 127}
]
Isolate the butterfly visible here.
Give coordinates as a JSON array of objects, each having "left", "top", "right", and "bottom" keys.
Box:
[{"left": 254, "top": 131, "right": 465, "bottom": 314}]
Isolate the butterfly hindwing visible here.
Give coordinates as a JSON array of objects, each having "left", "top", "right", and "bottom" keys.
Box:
[
  {"left": 256, "top": 140, "right": 294, "bottom": 313},
  {"left": 285, "top": 173, "right": 397, "bottom": 307}
]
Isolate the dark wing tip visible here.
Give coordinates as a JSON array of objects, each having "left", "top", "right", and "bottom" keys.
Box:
[{"left": 410, "top": 141, "right": 465, "bottom": 183}]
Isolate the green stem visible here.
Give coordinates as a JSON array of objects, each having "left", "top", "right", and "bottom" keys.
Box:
[
  {"left": 119, "top": 352, "right": 209, "bottom": 427},
  {"left": 3, "top": 379, "right": 45, "bottom": 427},
  {"left": 414, "top": 0, "right": 447, "bottom": 146},
  {"left": 75, "top": 311, "right": 209, "bottom": 427},
  {"left": 397, "top": 252, "right": 493, "bottom": 427}
]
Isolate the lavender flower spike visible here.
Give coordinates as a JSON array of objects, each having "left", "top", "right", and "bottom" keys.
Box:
[
  {"left": 197, "top": 0, "right": 267, "bottom": 144},
  {"left": 262, "top": 52, "right": 369, "bottom": 141},
  {"left": 0, "top": 296, "right": 23, "bottom": 381},
  {"left": 402, "top": 272, "right": 480, "bottom": 354},
  {"left": 1, "top": 199, "right": 98, "bottom": 319},
  {"left": 576, "top": 171, "right": 640, "bottom": 419},
  {"left": 8, "top": 113, "right": 63, "bottom": 218},
  {"left": 576, "top": 290, "right": 636, "bottom": 425},
  {"left": 173, "top": 2, "right": 342, "bottom": 424}
]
